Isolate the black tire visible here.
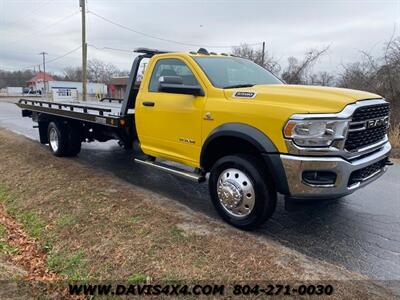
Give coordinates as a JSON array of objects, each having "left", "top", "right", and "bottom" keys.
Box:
[
  {"left": 47, "top": 121, "right": 69, "bottom": 157},
  {"left": 209, "top": 154, "right": 277, "bottom": 230}
]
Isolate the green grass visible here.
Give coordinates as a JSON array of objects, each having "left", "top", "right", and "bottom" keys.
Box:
[
  {"left": 0, "top": 224, "right": 18, "bottom": 255},
  {"left": 0, "top": 224, "right": 6, "bottom": 238},
  {"left": 0, "top": 184, "right": 45, "bottom": 239},
  {"left": 160, "top": 272, "right": 182, "bottom": 284},
  {"left": 129, "top": 215, "right": 142, "bottom": 223},
  {"left": 0, "top": 184, "right": 7, "bottom": 202},
  {"left": 54, "top": 215, "right": 74, "bottom": 227},
  {"left": 47, "top": 250, "right": 88, "bottom": 280},
  {"left": 170, "top": 225, "right": 188, "bottom": 240},
  {"left": 16, "top": 211, "right": 45, "bottom": 239},
  {"left": 127, "top": 273, "right": 147, "bottom": 284}
]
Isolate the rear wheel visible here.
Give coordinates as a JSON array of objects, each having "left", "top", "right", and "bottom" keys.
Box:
[
  {"left": 47, "top": 122, "right": 69, "bottom": 157},
  {"left": 209, "top": 154, "right": 277, "bottom": 230},
  {"left": 47, "top": 121, "right": 81, "bottom": 157}
]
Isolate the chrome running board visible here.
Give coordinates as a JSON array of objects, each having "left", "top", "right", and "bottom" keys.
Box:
[{"left": 134, "top": 158, "right": 205, "bottom": 183}]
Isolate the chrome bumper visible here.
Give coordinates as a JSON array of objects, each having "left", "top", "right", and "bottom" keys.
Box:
[{"left": 280, "top": 142, "right": 391, "bottom": 199}]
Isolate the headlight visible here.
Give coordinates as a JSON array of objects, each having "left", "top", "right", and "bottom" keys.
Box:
[{"left": 284, "top": 119, "right": 348, "bottom": 147}]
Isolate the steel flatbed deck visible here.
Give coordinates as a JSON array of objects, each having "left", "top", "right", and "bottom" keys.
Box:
[
  {"left": 17, "top": 48, "right": 161, "bottom": 149},
  {"left": 17, "top": 98, "right": 132, "bottom": 128}
]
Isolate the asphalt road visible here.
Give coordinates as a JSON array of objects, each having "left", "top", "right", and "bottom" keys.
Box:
[{"left": 1, "top": 101, "right": 399, "bottom": 282}]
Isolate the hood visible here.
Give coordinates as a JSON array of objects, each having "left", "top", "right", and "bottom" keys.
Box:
[{"left": 224, "top": 84, "right": 382, "bottom": 113}]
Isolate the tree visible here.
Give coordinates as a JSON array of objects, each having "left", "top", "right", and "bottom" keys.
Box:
[
  {"left": 281, "top": 46, "right": 329, "bottom": 84},
  {"left": 87, "top": 59, "right": 118, "bottom": 83},
  {"left": 309, "top": 71, "right": 335, "bottom": 86},
  {"left": 63, "top": 67, "right": 82, "bottom": 82},
  {"left": 0, "top": 69, "right": 35, "bottom": 88},
  {"left": 232, "top": 43, "right": 281, "bottom": 74}
]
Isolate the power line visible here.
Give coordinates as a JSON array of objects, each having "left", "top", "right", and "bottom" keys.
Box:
[
  {"left": 88, "top": 44, "right": 133, "bottom": 53},
  {"left": 7, "top": 10, "right": 80, "bottom": 46},
  {"left": 2, "top": 46, "right": 82, "bottom": 72},
  {"left": 88, "top": 10, "right": 262, "bottom": 49},
  {"left": 46, "top": 45, "right": 82, "bottom": 65},
  {"left": 6, "top": 0, "right": 55, "bottom": 27}
]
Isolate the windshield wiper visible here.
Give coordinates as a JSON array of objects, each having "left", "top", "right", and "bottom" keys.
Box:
[{"left": 223, "top": 84, "right": 255, "bottom": 89}]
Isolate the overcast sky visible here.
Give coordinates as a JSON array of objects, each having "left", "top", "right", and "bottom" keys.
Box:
[{"left": 0, "top": 0, "right": 399, "bottom": 75}]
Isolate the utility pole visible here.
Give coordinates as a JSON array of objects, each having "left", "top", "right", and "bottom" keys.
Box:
[
  {"left": 80, "top": 0, "right": 87, "bottom": 101},
  {"left": 261, "top": 41, "right": 265, "bottom": 67},
  {"left": 39, "top": 52, "right": 47, "bottom": 97}
]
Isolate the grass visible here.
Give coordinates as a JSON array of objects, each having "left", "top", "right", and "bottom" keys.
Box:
[
  {"left": 170, "top": 225, "right": 188, "bottom": 240},
  {"left": 127, "top": 273, "right": 147, "bottom": 284},
  {"left": 47, "top": 250, "right": 88, "bottom": 281},
  {"left": 54, "top": 215, "right": 74, "bottom": 227},
  {"left": 160, "top": 272, "right": 182, "bottom": 284},
  {"left": 16, "top": 211, "right": 45, "bottom": 238},
  {"left": 0, "top": 129, "right": 394, "bottom": 299},
  {"left": 129, "top": 215, "right": 142, "bottom": 223},
  {"left": 0, "top": 224, "right": 18, "bottom": 255},
  {"left": 389, "top": 123, "right": 400, "bottom": 149}
]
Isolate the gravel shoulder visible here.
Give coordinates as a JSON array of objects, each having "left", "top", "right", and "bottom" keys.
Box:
[{"left": 0, "top": 128, "right": 395, "bottom": 298}]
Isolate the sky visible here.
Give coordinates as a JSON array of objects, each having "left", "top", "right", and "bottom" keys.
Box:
[{"left": 0, "top": 0, "right": 399, "bottom": 76}]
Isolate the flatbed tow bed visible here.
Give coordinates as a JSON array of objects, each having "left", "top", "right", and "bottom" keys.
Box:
[
  {"left": 17, "top": 98, "right": 127, "bottom": 127},
  {"left": 16, "top": 48, "right": 160, "bottom": 151}
]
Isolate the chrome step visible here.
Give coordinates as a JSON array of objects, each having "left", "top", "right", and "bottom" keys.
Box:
[{"left": 134, "top": 158, "right": 205, "bottom": 183}]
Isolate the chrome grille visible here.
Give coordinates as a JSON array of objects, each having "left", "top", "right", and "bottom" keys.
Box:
[
  {"left": 348, "top": 158, "right": 387, "bottom": 186},
  {"left": 345, "top": 103, "right": 390, "bottom": 152}
]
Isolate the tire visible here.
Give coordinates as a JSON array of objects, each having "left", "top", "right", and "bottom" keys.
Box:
[
  {"left": 209, "top": 154, "right": 277, "bottom": 230},
  {"left": 47, "top": 121, "right": 81, "bottom": 157},
  {"left": 47, "top": 122, "right": 69, "bottom": 157}
]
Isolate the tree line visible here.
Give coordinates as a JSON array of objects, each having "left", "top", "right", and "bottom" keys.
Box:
[
  {"left": 232, "top": 36, "right": 400, "bottom": 124},
  {"left": 0, "top": 59, "right": 128, "bottom": 89}
]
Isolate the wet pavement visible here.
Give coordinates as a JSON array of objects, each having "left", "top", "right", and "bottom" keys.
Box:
[{"left": 1, "top": 101, "right": 399, "bottom": 281}]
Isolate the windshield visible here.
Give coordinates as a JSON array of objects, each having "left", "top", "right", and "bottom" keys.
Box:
[{"left": 193, "top": 56, "right": 283, "bottom": 88}]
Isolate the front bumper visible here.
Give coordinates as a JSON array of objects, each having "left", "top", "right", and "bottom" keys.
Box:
[{"left": 280, "top": 142, "right": 391, "bottom": 199}]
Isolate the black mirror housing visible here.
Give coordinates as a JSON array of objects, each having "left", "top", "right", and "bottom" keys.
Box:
[
  {"left": 158, "top": 76, "right": 204, "bottom": 96},
  {"left": 159, "top": 76, "right": 183, "bottom": 85}
]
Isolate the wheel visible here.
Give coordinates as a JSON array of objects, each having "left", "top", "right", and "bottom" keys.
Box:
[
  {"left": 209, "top": 155, "right": 277, "bottom": 230},
  {"left": 47, "top": 122, "right": 69, "bottom": 157}
]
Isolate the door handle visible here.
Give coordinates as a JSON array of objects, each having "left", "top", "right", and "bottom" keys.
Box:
[{"left": 142, "top": 101, "right": 155, "bottom": 107}]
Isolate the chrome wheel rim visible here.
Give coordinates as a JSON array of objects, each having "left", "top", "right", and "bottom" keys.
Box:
[
  {"left": 49, "top": 128, "right": 59, "bottom": 152},
  {"left": 217, "top": 168, "right": 255, "bottom": 218}
]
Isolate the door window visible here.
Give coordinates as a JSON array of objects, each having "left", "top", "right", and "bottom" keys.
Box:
[{"left": 149, "top": 58, "right": 199, "bottom": 92}]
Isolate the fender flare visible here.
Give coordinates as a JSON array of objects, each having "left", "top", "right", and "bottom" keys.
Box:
[{"left": 200, "top": 123, "right": 289, "bottom": 195}]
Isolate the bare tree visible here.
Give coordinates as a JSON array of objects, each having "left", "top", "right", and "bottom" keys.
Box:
[
  {"left": 338, "top": 37, "right": 400, "bottom": 123},
  {"left": 281, "top": 46, "right": 329, "bottom": 84},
  {"left": 87, "top": 59, "right": 119, "bottom": 83},
  {"left": 309, "top": 71, "right": 335, "bottom": 86},
  {"left": 0, "top": 69, "right": 35, "bottom": 88},
  {"left": 63, "top": 67, "right": 82, "bottom": 82},
  {"left": 232, "top": 43, "right": 281, "bottom": 74}
]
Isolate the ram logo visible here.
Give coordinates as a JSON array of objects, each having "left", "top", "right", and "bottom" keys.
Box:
[
  {"left": 366, "top": 116, "right": 389, "bottom": 129},
  {"left": 233, "top": 91, "right": 256, "bottom": 98}
]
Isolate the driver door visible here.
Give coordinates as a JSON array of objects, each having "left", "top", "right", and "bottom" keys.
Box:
[{"left": 136, "top": 57, "right": 205, "bottom": 167}]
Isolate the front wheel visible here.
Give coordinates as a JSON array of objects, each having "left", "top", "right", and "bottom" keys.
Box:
[{"left": 209, "top": 155, "right": 277, "bottom": 230}]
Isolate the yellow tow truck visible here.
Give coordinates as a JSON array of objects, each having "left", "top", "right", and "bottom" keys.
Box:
[{"left": 18, "top": 48, "right": 392, "bottom": 229}]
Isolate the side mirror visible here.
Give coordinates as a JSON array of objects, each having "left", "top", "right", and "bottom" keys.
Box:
[{"left": 158, "top": 76, "right": 204, "bottom": 96}]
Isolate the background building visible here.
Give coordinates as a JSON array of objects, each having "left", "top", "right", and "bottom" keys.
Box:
[{"left": 107, "top": 76, "right": 128, "bottom": 99}]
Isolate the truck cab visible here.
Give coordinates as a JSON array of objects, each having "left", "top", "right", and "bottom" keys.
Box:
[{"left": 18, "top": 48, "right": 392, "bottom": 230}]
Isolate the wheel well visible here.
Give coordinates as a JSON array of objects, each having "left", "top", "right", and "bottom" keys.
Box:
[
  {"left": 201, "top": 136, "right": 263, "bottom": 172},
  {"left": 37, "top": 115, "right": 83, "bottom": 144}
]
